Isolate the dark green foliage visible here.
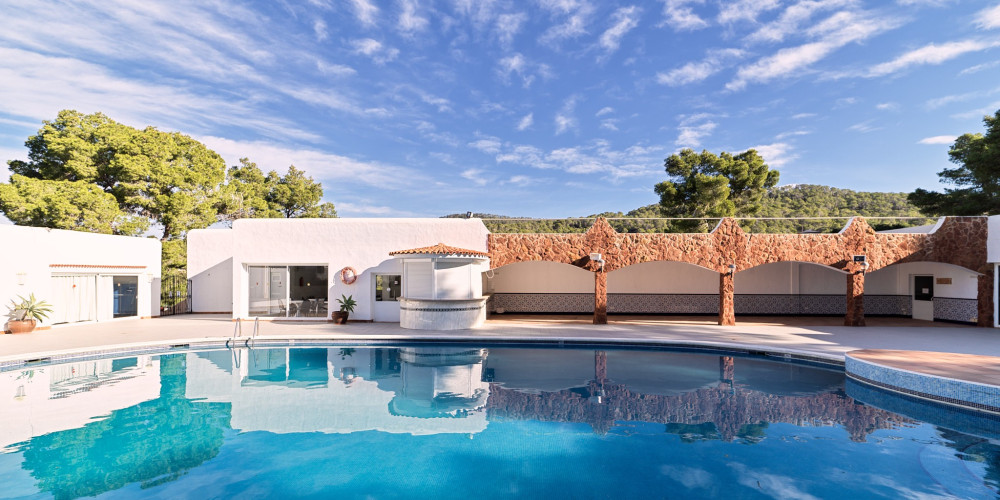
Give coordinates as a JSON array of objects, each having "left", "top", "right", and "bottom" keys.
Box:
[
  {"left": 655, "top": 148, "right": 780, "bottom": 232},
  {"left": 910, "top": 110, "right": 1000, "bottom": 215},
  {"left": 448, "top": 185, "right": 925, "bottom": 234}
]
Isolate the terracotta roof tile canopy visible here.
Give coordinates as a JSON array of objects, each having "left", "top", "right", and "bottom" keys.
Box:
[{"left": 389, "top": 243, "right": 488, "bottom": 257}]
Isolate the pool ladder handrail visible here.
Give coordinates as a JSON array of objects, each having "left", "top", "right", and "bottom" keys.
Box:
[
  {"left": 226, "top": 317, "right": 260, "bottom": 348},
  {"left": 245, "top": 317, "right": 260, "bottom": 348}
]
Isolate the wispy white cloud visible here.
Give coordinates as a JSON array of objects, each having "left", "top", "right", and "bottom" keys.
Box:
[
  {"left": 0, "top": 47, "right": 324, "bottom": 143},
  {"left": 675, "top": 113, "right": 718, "bottom": 147},
  {"left": 658, "top": 0, "right": 709, "bottom": 30},
  {"left": 596, "top": 107, "right": 614, "bottom": 117},
  {"left": 657, "top": 48, "right": 744, "bottom": 86},
  {"left": 313, "top": 19, "right": 328, "bottom": 41},
  {"left": 918, "top": 135, "right": 956, "bottom": 144},
  {"left": 598, "top": 6, "right": 642, "bottom": 57},
  {"left": 350, "top": 38, "right": 400, "bottom": 64},
  {"left": 461, "top": 168, "right": 489, "bottom": 186},
  {"left": 199, "top": 135, "right": 425, "bottom": 190},
  {"left": 497, "top": 140, "right": 662, "bottom": 179},
  {"left": 847, "top": 120, "right": 881, "bottom": 133},
  {"left": 751, "top": 142, "right": 798, "bottom": 168},
  {"left": 866, "top": 39, "right": 1000, "bottom": 77},
  {"left": 504, "top": 175, "right": 538, "bottom": 186},
  {"left": 717, "top": 0, "right": 781, "bottom": 24},
  {"left": 926, "top": 86, "right": 1000, "bottom": 109},
  {"left": 350, "top": 0, "right": 379, "bottom": 27},
  {"left": 496, "top": 53, "right": 553, "bottom": 87},
  {"left": 791, "top": 112, "right": 817, "bottom": 119},
  {"left": 555, "top": 95, "right": 580, "bottom": 134},
  {"left": 600, "top": 119, "right": 619, "bottom": 131},
  {"left": 976, "top": 4, "right": 1000, "bottom": 30},
  {"left": 316, "top": 60, "right": 357, "bottom": 76},
  {"left": 727, "top": 11, "right": 900, "bottom": 91},
  {"left": 775, "top": 129, "right": 811, "bottom": 139},
  {"left": 397, "top": 0, "right": 430, "bottom": 36},
  {"left": 745, "top": 0, "right": 853, "bottom": 44},
  {"left": 540, "top": 2, "right": 594, "bottom": 46},
  {"left": 517, "top": 113, "right": 534, "bottom": 131},
  {"left": 960, "top": 59, "right": 1000, "bottom": 75},
  {"left": 876, "top": 101, "right": 900, "bottom": 111},
  {"left": 495, "top": 12, "right": 528, "bottom": 47},
  {"left": 468, "top": 136, "right": 503, "bottom": 154},
  {"left": 337, "top": 201, "right": 418, "bottom": 216}
]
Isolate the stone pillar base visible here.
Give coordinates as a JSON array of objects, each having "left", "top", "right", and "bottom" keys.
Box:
[
  {"left": 719, "top": 272, "right": 735, "bottom": 326},
  {"left": 594, "top": 271, "right": 608, "bottom": 325},
  {"left": 845, "top": 272, "right": 865, "bottom": 327}
]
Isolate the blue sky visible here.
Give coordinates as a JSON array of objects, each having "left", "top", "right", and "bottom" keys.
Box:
[{"left": 1, "top": 0, "right": 999, "bottom": 218}]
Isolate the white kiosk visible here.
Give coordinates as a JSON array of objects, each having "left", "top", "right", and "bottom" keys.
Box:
[{"left": 389, "top": 243, "right": 490, "bottom": 330}]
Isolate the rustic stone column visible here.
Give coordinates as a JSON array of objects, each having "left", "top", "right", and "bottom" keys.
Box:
[
  {"left": 594, "top": 270, "right": 608, "bottom": 324},
  {"left": 719, "top": 272, "right": 735, "bottom": 326},
  {"left": 978, "top": 267, "right": 994, "bottom": 327},
  {"left": 595, "top": 351, "right": 607, "bottom": 382},
  {"left": 845, "top": 272, "right": 865, "bottom": 326}
]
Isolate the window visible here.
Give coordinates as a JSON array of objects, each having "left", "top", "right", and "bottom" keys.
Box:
[
  {"left": 375, "top": 275, "right": 402, "bottom": 301},
  {"left": 248, "top": 265, "right": 328, "bottom": 317},
  {"left": 113, "top": 276, "right": 139, "bottom": 318}
]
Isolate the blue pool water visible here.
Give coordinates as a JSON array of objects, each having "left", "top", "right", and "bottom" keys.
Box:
[{"left": 1, "top": 345, "right": 999, "bottom": 499}]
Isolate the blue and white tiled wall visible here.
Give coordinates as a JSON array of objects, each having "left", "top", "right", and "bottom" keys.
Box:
[
  {"left": 489, "top": 293, "right": 976, "bottom": 323},
  {"left": 846, "top": 354, "right": 1000, "bottom": 414}
]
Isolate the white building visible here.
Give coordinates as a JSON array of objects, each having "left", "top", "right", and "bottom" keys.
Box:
[
  {"left": 0, "top": 225, "right": 161, "bottom": 329},
  {"left": 187, "top": 218, "right": 490, "bottom": 323}
]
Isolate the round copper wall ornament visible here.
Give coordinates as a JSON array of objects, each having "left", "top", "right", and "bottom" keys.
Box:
[{"left": 340, "top": 266, "right": 358, "bottom": 285}]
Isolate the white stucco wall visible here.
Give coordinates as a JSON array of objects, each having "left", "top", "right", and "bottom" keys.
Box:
[
  {"left": 487, "top": 261, "right": 593, "bottom": 294},
  {"left": 187, "top": 229, "right": 234, "bottom": 313},
  {"left": 0, "top": 225, "right": 161, "bottom": 327},
  {"left": 865, "top": 262, "right": 979, "bottom": 298},
  {"left": 735, "top": 262, "right": 847, "bottom": 295},
  {"left": 988, "top": 215, "right": 1000, "bottom": 263},
  {"left": 187, "top": 218, "right": 490, "bottom": 320},
  {"left": 492, "top": 260, "right": 854, "bottom": 295},
  {"left": 609, "top": 262, "right": 718, "bottom": 294}
]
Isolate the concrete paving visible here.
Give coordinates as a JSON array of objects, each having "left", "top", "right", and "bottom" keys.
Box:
[{"left": 3, "top": 314, "right": 1000, "bottom": 366}]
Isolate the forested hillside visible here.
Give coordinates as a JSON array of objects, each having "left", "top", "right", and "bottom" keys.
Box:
[{"left": 447, "top": 185, "right": 929, "bottom": 233}]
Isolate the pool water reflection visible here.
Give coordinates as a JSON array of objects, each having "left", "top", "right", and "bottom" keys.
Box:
[{"left": 1, "top": 346, "right": 999, "bottom": 498}]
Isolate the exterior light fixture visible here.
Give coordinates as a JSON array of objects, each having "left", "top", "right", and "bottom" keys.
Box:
[
  {"left": 728, "top": 264, "right": 736, "bottom": 275},
  {"left": 589, "top": 253, "right": 605, "bottom": 270},
  {"left": 466, "top": 211, "right": 474, "bottom": 218},
  {"left": 853, "top": 255, "right": 868, "bottom": 274}
]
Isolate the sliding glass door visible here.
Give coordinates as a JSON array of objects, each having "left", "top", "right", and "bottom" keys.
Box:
[{"left": 248, "top": 265, "right": 328, "bottom": 318}]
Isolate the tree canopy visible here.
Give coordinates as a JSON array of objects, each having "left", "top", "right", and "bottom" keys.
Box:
[
  {"left": 217, "top": 159, "right": 337, "bottom": 223},
  {"left": 2, "top": 110, "right": 339, "bottom": 241},
  {"left": 0, "top": 175, "right": 148, "bottom": 235},
  {"left": 654, "top": 148, "right": 779, "bottom": 230},
  {"left": 7, "top": 110, "right": 226, "bottom": 239},
  {"left": 909, "top": 109, "right": 1000, "bottom": 215}
]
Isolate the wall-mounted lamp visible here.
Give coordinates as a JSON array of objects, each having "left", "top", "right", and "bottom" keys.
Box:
[
  {"left": 466, "top": 211, "right": 474, "bottom": 218},
  {"left": 853, "top": 255, "right": 868, "bottom": 275},
  {"left": 589, "top": 252, "right": 605, "bottom": 270},
  {"left": 727, "top": 264, "right": 736, "bottom": 275},
  {"left": 15, "top": 272, "right": 26, "bottom": 285}
]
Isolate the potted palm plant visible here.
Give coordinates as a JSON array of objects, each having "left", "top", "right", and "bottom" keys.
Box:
[
  {"left": 6, "top": 293, "right": 53, "bottom": 334},
  {"left": 332, "top": 294, "right": 356, "bottom": 325}
]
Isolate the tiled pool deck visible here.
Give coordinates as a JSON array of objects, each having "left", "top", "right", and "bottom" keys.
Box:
[{"left": 3, "top": 314, "right": 1000, "bottom": 412}]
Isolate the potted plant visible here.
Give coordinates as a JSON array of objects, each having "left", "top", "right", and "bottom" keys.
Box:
[
  {"left": 6, "top": 293, "right": 53, "bottom": 334},
  {"left": 332, "top": 294, "right": 356, "bottom": 325}
]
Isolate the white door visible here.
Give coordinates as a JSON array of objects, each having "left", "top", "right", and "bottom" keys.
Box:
[
  {"left": 912, "top": 275, "right": 934, "bottom": 321},
  {"left": 50, "top": 275, "right": 98, "bottom": 324},
  {"left": 373, "top": 274, "right": 401, "bottom": 322}
]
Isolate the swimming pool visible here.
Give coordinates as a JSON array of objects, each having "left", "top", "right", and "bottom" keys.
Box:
[{"left": 2, "top": 345, "right": 998, "bottom": 498}]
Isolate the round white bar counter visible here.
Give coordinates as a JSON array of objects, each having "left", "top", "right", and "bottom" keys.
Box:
[{"left": 399, "top": 297, "right": 489, "bottom": 330}]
